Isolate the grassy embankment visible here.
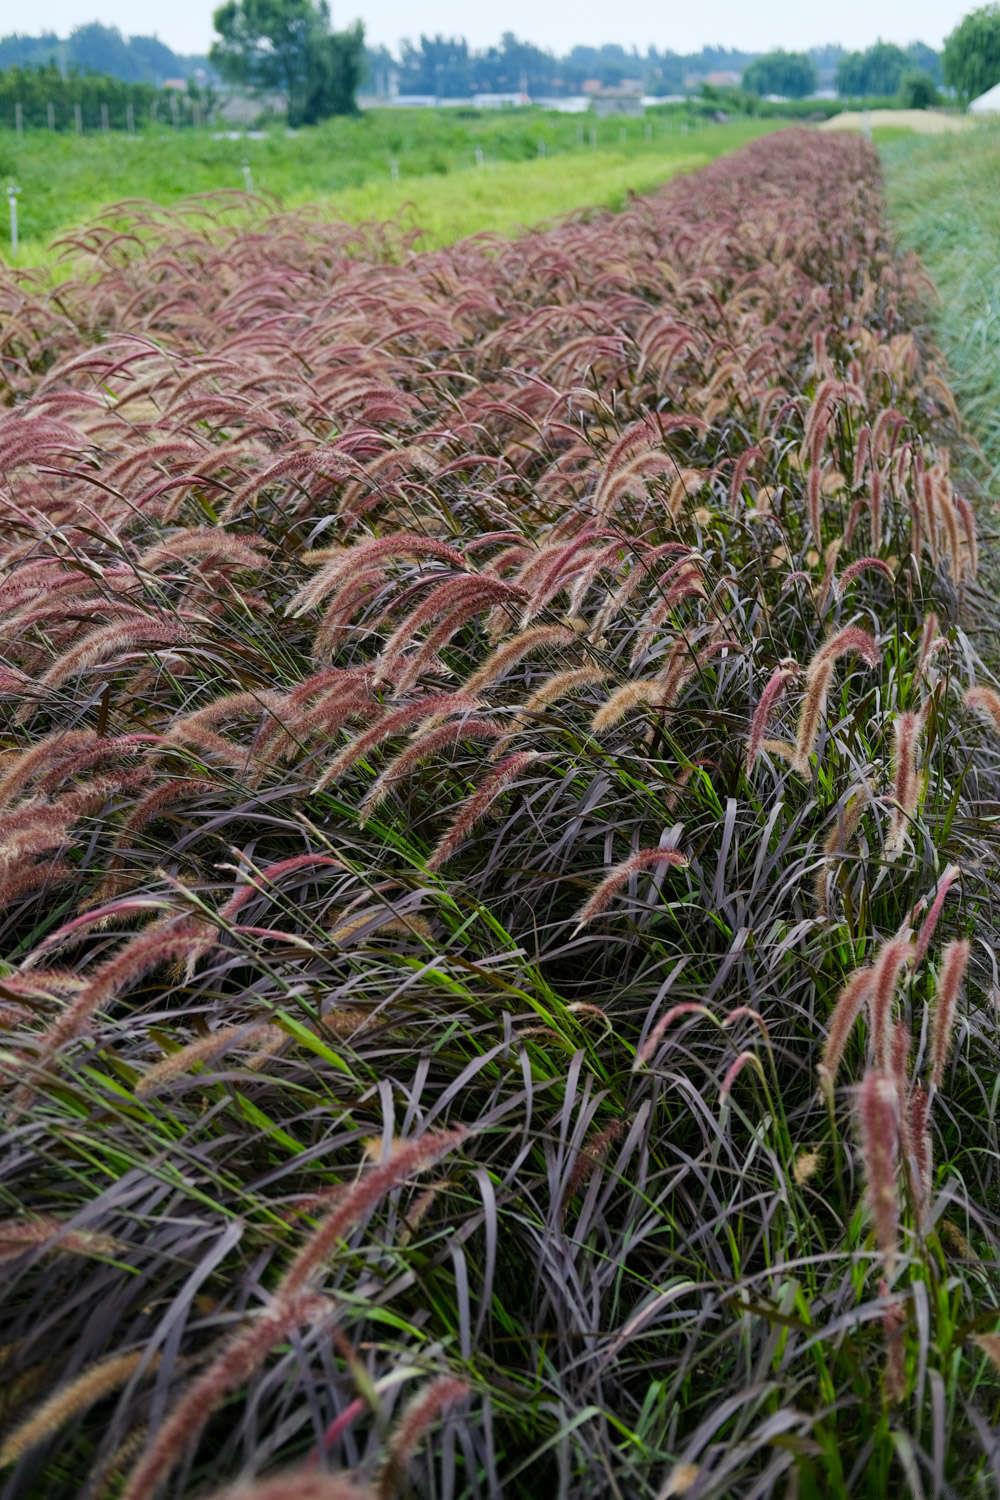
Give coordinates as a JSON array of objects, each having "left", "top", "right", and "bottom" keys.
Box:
[
  {"left": 882, "top": 122, "right": 1000, "bottom": 490},
  {"left": 0, "top": 111, "right": 782, "bottom": 265}
]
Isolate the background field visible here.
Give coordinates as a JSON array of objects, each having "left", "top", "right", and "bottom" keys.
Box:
[
  {"left": 882, "top": 122, "right": 1000, "bottom": 491},
  {"left": 0, "top": 112, "right": 783, "bottom": 264}
]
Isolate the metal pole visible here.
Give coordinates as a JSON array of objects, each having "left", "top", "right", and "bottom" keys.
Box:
[
  {"left": 242, "top": 162, "right": 254, "bottom": 192},
  {"left": 8, "top": 186, "right": 19, "bottom": 258},
  {"left": 47, "top": 100, "right": 55, "bottom": 130},
  {"left": 389, "top": 156, "right": 399, "bottom": 181},
  {"left": 74, "top": 102, "right": 82, "bottom": 134},
  {"left": 100, "top": 102, "right": 109, "bottom": 132},
  {"left": 14, "top": 102, "right": 22, "bottom": 136},
  {"left": 126, "top": 101, "right": 135, "bottom": 134}
]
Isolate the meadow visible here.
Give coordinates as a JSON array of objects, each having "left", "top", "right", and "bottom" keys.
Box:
[
  {"left": 0, "top": 110, "right": 782, "bottom": 264},
  {"left": 0, "top": 127, "right": 998, "bottom": 1499},
  {"left": 882, "top": 122, "right": 1000, "bottom": 492}
]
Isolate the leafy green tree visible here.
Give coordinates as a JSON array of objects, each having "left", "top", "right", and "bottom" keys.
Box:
[
  {"left": 836, "top": 40, "right": 909, "bottom": 96},
  {"left": 211, "top": 0, "right": 362, "bottom": 123},
  {"left": 741, "top": 49, "right": 817, "bottom": 98},
  {"left": 943, "top": 4, "right": 1000, "bottom": 100},
  {"left": 897, "top": 69, "right": 940, "bottom": 107}
]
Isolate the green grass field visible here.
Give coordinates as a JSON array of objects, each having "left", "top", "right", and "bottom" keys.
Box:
[
  {"left": 882, "top": 122, "right": 1000, "bottom": 489},
  {"left": 0, "top": 110, "right": 783, "bottom": 265}
]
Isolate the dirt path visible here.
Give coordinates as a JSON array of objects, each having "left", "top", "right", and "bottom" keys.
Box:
[{"left": 820, "top": 108, "right": 972, "bottom": 133}]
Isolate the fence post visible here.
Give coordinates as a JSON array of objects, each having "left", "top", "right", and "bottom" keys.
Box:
[
  {"left": 242, "top": 162, "right": 254, "bottom": 192},
  {"left": 474, "top": 146, "right": 484, "bottom": 167},
  {"left": 74, "top": 102, "right": 82, "bottom": 134},
  {"left": 47, "top": 101, "right": 55, "bottom": 131},
  {"left": 390, "top": 156, "right": 399, "bottom": 181},
  {"left": 126, "top": 101, "right": 135, "bottom": 134},
  {"left": 7, "top": 184, "right": 19, "bottom": 258},
  {"left": 170, "top": 93, "right": 179, "bottom": 127},
  {"left": 590, "top": 124, "right": 597, "bottom": 148},
  {"left": 100, "top": 102, "right": 109, "bottom": 132},
  {"left": 14, "top": 102, "right": 22, "bottom": 136}
]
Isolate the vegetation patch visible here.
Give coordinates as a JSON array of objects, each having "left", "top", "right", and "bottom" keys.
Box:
[
  {"left": 0, "top": 112, "right": 781, "bottom": 265},
  {"left": 0, "top": 129, "right": 998, "bottom": 1498},
  {"left": 883, "top": 122, "right": 1000, "bottom": 491}
]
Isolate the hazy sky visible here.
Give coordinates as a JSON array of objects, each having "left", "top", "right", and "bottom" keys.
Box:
[{"left": 23, "top": 0, "right": 970, "bottom": 57}]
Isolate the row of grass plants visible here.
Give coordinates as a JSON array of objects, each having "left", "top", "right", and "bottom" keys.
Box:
[{"left": 0, "top": 130, "right": 997, "bottom": 1497}]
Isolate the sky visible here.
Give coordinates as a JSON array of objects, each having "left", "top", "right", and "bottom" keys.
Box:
[{"left": 19, "top": 0, "right": 971, "bottom": 57}]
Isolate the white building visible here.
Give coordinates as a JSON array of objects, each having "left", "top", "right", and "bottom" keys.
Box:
[{"left": 969, "top": 81, "right": 1000, "bottom": 114}]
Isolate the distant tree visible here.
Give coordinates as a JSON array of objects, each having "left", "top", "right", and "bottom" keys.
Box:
[
  {"left": 943, "top": 4, "right": 1000, "bottom": 101},
  {"left": 897, "top": 69, "right": 940, "bottom": 107},
  {"left": 128, "top": 35, "right": 187, "bottom": 84},
  {"left": 68, "top": 23, "right": 141, "bottom": 81},
  {"left": 398, "top": 34, "right": 471, "bottom": 96},
  {"left": 905, "top": 41, "right": 942, "bottom": 83},
  {"left": 836, "top": 40, "right": 909, "bottom": 96},
  {"left": 211, "top": 0, "right": 362, "bottom": 121},
  {"left": 0, "top": 32, "right": 62, "bottom": 71},
  {"left": 741, "top": 49, "right": 817, "bottom": 98}
]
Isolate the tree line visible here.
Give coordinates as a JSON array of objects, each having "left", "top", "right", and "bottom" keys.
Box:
[
  {"left": 0, "top": 23, "right": 202, "bottom": 84},
  {"left": 0, "top": 63, "right": 211, "bottom": 130}
]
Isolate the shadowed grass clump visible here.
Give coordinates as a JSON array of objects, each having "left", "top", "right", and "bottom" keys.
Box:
[{"left": 0, "top": 130, "right": 998, "bottom": 1499}]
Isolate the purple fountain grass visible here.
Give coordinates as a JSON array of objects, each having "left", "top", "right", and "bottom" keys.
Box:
[
  {"left": 427, "top": 750, "right": 538, "bottom": 870},
  {"left": 908, "top": 1083, "right": 933, "bottom": 1224},
  {"left": 885, "top": 711, "right": 921, "bottom": 858},
  {"left": 204, "top": 1473, "right": 375, "bottom": 1500},
  {"left": 358, "top": 715, "right": 506, "bottom": 822},
  {"left": 376, "top": 1375, "right": 470, "bottom": 1500},
  {"left": 135, "top": 1022, "right": 281, "bottom": 1096},
  {"left": 868, "top": 935, "right": 913, "bottom": 1073},
  {"left": 280, "top": 1127, "right": 467, "bottom": 1296},
  {"left": 561, "top": 1118, "right": 625, "bottom": 1217},
  {"left": 462, "top": 624, "right": 574, "bottom": 696},
  {"left": 10, "top": 915, "right": 217, "bottom": 1113},
  {"left": 912, "top": 862, "right": 960, "bottom": 964},
  {"left": 878, "top": 1277, "right": 907, "bottom": 1403},
  {"left": 856, "top": 1070, "right": 900, "bottom": 1281},
  {"left": 964, "top": 684, "right": 1000, "bottom": 736},
  {"left": 917, "top": 611, "right": 942, "bottom": 678},
  {"left": 719, "top": 1049, "right": 764, "bottom": 1103},
  {"left": 119, "top": 1289, "right": 330, "bottom": 1500},
  {"left": 590, "top": 679, "right": 658, "bottom": 733},
  {"left": 311, "top": 693, "right": 481, "bottom": 793},
  {"left": 869, "top": 468, "right": 883, "bottom": 554},
  {"left": 792, "top": 626, "right": 881, "bottom": 774},
  {"left": 34, "top": 617, "right": 190, "bottom": 696},
  {"left": 374, "top": 575, "right": 523, "bottom": 687},
  {"left": 219, "top": 853, "right": 346, "bottom": 921},
  {"left": 821, "top": 960, "right": 875, "bottom": 1092},
  {"left": 289, "top": 534, "right": 466, "bottom": 618},
  {"left": 745, "top": 660, "right": 799, "bottom": 773},
  {"left": 0, "top": 1215, "right": 121, "bottom": 1263},
  {"left": 930, "top": 938, "right": 969, "bottom": 1089},
  {"left": 0, "top": 1348, "right": 160, "bottom": 1468},
  {"left": 634, "top": 1003, "right": 713, "bottom": 1069},
  {"left": 573, "top": 847, "right": 688, "bottom": 933}
]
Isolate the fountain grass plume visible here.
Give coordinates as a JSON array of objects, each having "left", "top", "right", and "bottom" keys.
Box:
[
  {"left": 856, "top": 1071, "right": 900, "bottom": 1281},
  {"left": 573, "top": 847, "right": 688, "bottom": 934}
]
